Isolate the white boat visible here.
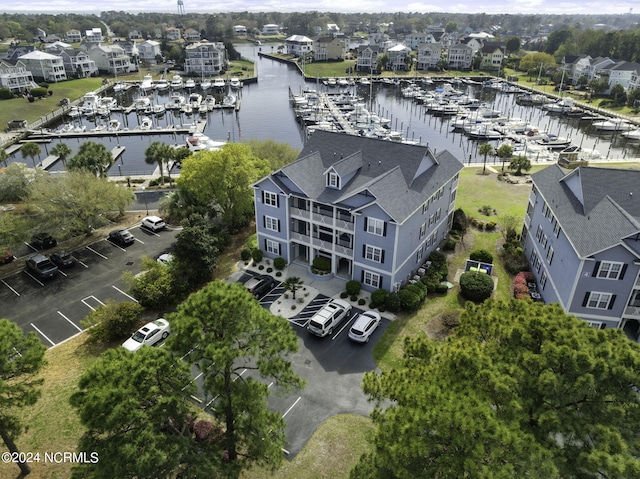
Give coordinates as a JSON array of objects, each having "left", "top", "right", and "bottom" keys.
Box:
[
  {"left": 336, "top": 77, "right": 349, "bottom": 87},
  {"left": 189, "top": 93, "right": 202, "bottom": 108},
  {"left": 213, "top": 78, "right": 226, "bottom": 90},
  {"left": 166, "top": 93, "right": 185, "bottom": 109},
  {"left": 229, "top": 77, "right": 242, "bottom": 89},
  {"left": 92, "top": 124, "right": 106, "bottom": 132},
  {"left": 140, "top": 74, "right": 154, "bottom": 93},
  {"left": 107, "top": 119, "right": 120, "bottom": 131},
  {"left": 200, "top": 78, "right": 212, "bottom": 91},
  {"left": 170, "top": 74, "right": 184, "bottom": 90},
  {"left": 359, "top": 77, "right": 371, "bottom": 85},
  {"left": 155, "top": 78, "right": 169, "bottom": 92},
  {"left": 99, "top": 96, "right": 117, "bottom": 110},
  {"left": 186, "top": 132, "right": 226, "bottom": 152},
  {"left": 465, "top": 124, "right": 503, "bottom": 140},
  {"left": 73, "top": 125, "right": 86, "bottom": 133},
  {"left": 185, "top": 78, "right": 196, "bottom": 90},
  {"left": 133, "top": 96, "right": 151, "bottom": 111},
  {"left": 543, "top": 98, "right": 574, "bottom": 113},
  {"left": 204, "top": 95, "right": 216, "bottom": 111},
  {"left": 80, "top": 92, "right": 100, "bottom": 115},
  {"left": 67, "top": 106, "right": 81, "bottom": 118},
  {"left": 622, "top": 128, "right": 640, "bottom": 140},
  {"left": 113, "top": 81, "right": 128, "bottom": 93},
  {"left": 592, "top": 118, "right": 634, "bottom": 132},
  {"left": 222, "top": 93, "right": 236, "bottom": 108},
  {"left": 138, "top": 116, "right": 153, "bottom": 130},
  {"left": 152, "top": 104, "right": 166, "bottom": 116},
  {"left": 181, "top": 103, "right": 193, "bottom": 115}
]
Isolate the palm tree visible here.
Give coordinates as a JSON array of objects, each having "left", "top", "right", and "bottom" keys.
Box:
[
  {"left": 509, "top": 155, "right": 532, "bottom": 176},
  {"left": 478, "top": 142, "right": 494, "bottom": 175},
  {"left": 282, "top": 276, "right": 303, "bottom": 300},
  {"left": 21, "top": 142, "right": 41, "bottom": 167},
  {"left": 50, "top": 143, "right": 72, "bottom": 166},
  {"left": 496, "top": 144, "right": 514, "bottom": 172},
  {"left": 67, "top": 142, "right": 113, "bottom": 177},
  {"left": 145, "top": 141, "right": 174, "bottom": 185},
  {"left": 0, "top": 148, "right": 7, "bottom": 167}
]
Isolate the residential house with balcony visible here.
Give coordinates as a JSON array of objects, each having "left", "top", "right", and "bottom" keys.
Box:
[
  {"left": 234, "top": 25, "right": 247, "bottom": 36},
  {"left": 252, "top": 130, "right": 464, "bottom": 292},
  {"left": 284, "top": 35, "right": 313, "bottom": 57},
  {"left": 87, "top": 44, "right": 133, "bottom": 75},
  {"left": 405, "top": 33, "right": 437, "bottom": 49},
  {"left": 583, "top": 56, "right": 616, "bottom": 84},
  {"left": 355, "top": 45, "right": 380, "bottom": 72},
  {"left": 65, "top": 29, "right": 82, "bottom": 43},
  {"left": 561, "top": 55, "right": 592, "bottom": 85},
  {"left": 522, "top": 165, "right": 640, "bottom": 341},
  {"left": 184, "top": 41, "right": 226, "bottom": 76},
  {"left": 606, "top": 61, "right": 640, "bottom": 93},
  {"left": 629, "top": 71, "right": 639, "bottom": 95},
  {"left": 387, "top": 44, "right": 412, "bottom": 71},
  {"left": 112, "top": 40, "right": 138, "bottom": 61},
  {"left": 18, "top": 51, "right": 67, "bottom": 82},
  {"left": 4, "top": 45, "right": 36, "bottom": 61},
  {"left": 138, "top": 40, "right": 161, "bottom": 64},
  {"left": 44, "top": 41, "right": 73, "bottom": 55},
  {"left": 85, "top": 28, "right": 103, "bottom": 44},
  {"left": 262, "top": 24, "right": 280, "bottom": 35},
  {"left": 59, "top": 49, "right": 97, "bottom": 78},
  {"left": 447, "top": 43, "right": 473, "bottom": 70},
  {"left": 480, "top": 44, "right": 504, "bottom": 71},
  {"left": 129, "top": 30, "right": 143, "bottom": 40},
  {"left": 417, "top": 42, "right": 442, "bottom": 70},
  {"left": 0, "top": 59, "right": 38, "bottom": 93},
  {"left": 166, "top": 27, "right": 181, "bottom": 41},
  {"left": 313, "top": 36, "right": 344, "bottom": 62},
  {"left": 184, "top": 29, "right": 201, "bottom": 42}
]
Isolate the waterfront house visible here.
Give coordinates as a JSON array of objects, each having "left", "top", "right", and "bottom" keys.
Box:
[
  {"left": 355, "top": 45, "right": 380, "bottom": 73},
  {"left": 184, "top": 29, "right": 201, "bottom": 42},
  {"left": 447, "top": 43, "right": 473, "bottom": 70},
  {"left": 606, "top": 61, "right": 640, "bottom": 93},
  {"left": 522, "top": 165, "right": 640, "bottom": 341},
  {"left": 405, "top": 33, "right": 437, "bottom": 49},
  {"left": 313, "top": 36, "right": 345, "bottom": 62},
  {"left": 59, "top": 49, "right": 98, "bottom": 78},
  {"left": 480, "top": 45, "right": 504, "bottom": 71},
  {"left": 387, "top": 44, "right": 412, "bottom": 71},
  {"left": 87, "top": 44, "right": 133, "bottom": 75},
  {"left": 561, "top": 55, "right": 591, "bottom": 85},
  {"left": 252, "top": 130, "right": 464, "bottom": 292},
  {"left": 262, "top": 24, "right": 280, "bottom": 36},
  {"left": 85, "top": 28, "right": 103, "bottom": 44},
  {"left": 4, "top": 45, "right": 36, "bottom": 61},
  {"left": 583, "top": 56, "right": 616, "bottom": 84},
  {"left": 65, "top": 30, "right": 82, "bottom": 43},
  {"left": 285, "top": 35, "right": 313, "bottom": 57},
  {"left": 0, "top": 59, "right": 38, "bottom": 93},
  {"left": 166, "top": 27, "right": 181, "bottom": 41},
  {"left": 184, "top": 41, "right": 226, "bottom": 76},
  {"left": 138, "top": 40, "right": 162, "bottom": 64},
  {"left": 18, "top": 51, "right": 67, "bottom": 82},
  {"left": 417, "top": 42, "right": 442, "bottom": 70}
]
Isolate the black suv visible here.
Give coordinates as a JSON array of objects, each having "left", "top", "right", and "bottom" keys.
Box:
[
  {"left": 244, "top": 274, "right": 276, "bottom": 299},
  {"left": 26, "top": 254, "right": 59, "bottom": 280},
  {"left": 108, "top": 229, "right": 135, "bottom": 247},
  {"left": 30, "top": 233, "right": 57, "bottom": 250}
]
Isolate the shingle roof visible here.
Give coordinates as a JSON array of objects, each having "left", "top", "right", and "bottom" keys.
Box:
[
  {"left": 532, "top": 165, "right": 640, "bottom": 257},
  {"left": 273, "top": 130, "right": 464, "bottom": 224}
]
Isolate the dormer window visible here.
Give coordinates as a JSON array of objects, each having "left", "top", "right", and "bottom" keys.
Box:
[{"left": 327, "top": 172, "right": 340, "bottom": 189}]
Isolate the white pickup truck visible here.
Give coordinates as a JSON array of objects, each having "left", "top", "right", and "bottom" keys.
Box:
[{"left": 307, "top": 298, "right": 352, "bottom": 337}]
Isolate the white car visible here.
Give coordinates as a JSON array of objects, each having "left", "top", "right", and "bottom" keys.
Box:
[
  {"left": 157, "top": 253, "right": 174, "bottom": 266},
  {"left": 141, "top": 215, "right": 166, "bottom": 232},
  {"left": 122, "top": 319, "right": 170, "bottom": 352},
  {"left": 348, "top": 311, "right": 381, "bottom": 343},
  {"left": 307, "top": 298, "right": 352, "bottom": 337}
]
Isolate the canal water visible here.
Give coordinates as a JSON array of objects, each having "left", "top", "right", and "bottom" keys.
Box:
[{"left": 7, "top": 43, "right": 640, "bottom": 175}]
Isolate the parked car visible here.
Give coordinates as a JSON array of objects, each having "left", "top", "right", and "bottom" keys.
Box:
[
  {"left": 30, "top": 233, "right": 57, "bottom": 250},
  {"left": 25, "top": 254, "right": 59, "bottom": 280},
  {"left": 108, "top": 229, "right": 135, "bottom": 246},
  {"left": 156, "top": 253, "right": 174, "bottom": 266},
  {"left": 244, "top": 274, "right": 276, "bottom": 299},
  {"left": 122, "top": 319, "right": 170, "bottom": 352},
  {"left": 348, "top": 311, "right": 381, "bottom": 343},
  {"left": 141, "top": 215, "right": 166, "bottom": 232},
  {"left": 0, "top": 248, "right": 15, "bottom": 265},
  {"left": 50, "top": 250, "right": 76, "bottom": 268},
  {"left": 307, "top": 298, "right": 352, "bottom": 337}
]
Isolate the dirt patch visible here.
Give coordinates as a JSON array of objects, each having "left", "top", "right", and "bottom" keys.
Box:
[{"left": 424, "top": 313, "right": 452, "bottom": 340}]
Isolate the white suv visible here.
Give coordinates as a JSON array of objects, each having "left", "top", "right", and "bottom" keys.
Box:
[
  {"left": 307, "top": 298, "right": 352, "bottom": 337},
  {"left": 141, "top": 215, "right": 166, "bottom": 232}
]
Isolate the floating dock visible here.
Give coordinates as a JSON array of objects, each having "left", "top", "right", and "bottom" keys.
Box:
[{"left": 39, "top": 155, "right": 60, "bottom": 170}]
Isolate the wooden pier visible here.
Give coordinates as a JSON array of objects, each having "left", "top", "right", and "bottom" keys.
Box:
[
  {"left": 111, "top": 146, "right": 126, "bottom": 162},
  {"left": 39, "top": 155, "right": 60, "bottom": 170}
]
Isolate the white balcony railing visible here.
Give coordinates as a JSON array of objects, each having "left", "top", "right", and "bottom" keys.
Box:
[{"left": 624, "top": 305, "right": 640, "bottom": 319}]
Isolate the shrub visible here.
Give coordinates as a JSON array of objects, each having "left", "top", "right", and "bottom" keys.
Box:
[
  {"left": 274, "top": 257, "right": 286, "bottom": 270},
  {"left": 251, "top": 248, "right": 264, "bottom": 263},
  {"left": 312, "top": 256, "right": 331, "bottom": 272},
  {"left": 30, "top": 87, "right": 48, "bottom": 98},
  {"left": 514, "top": 271, "right": 536, "bottom": 299},
  {"left": 346, "top": 280, "right": 362, "bottom": 296},
  {"left": 0, "top": 88, "right": 14, "bottom": 100},
  {"left": 246, "top": 234, "right": 258, "bottom": 251},
  {"left": 340, "top": 292, "right": 349, "bottom": 299},
  {"left": 399, "top": 287, "right": 421, "bottom": 310},
  {"left": 275, "top": 271, "right": 282, "bottom": 277},
  {"left": 452, "top": 208, "right": 468, "bottom": 234},
  {"left": 258, "top": 265, "right": 264, "bottom": 270},
  {"left": 460, "top": 271, "right": 494, "bottom": 302},
  {"left": 358, "top": 298, "right": 366, "bottom": 306},
  {"left": 435, "top": 284, "right": 449, "bottom": 294},
  {"left": 266, "top": 267, "right": 273, "bottom": 273},
  {"left": 384, "top": 292, "right": 401, "bottom": 312},
  {"left": 441, "top": 310, "right": 461, "bottom": 329},
  {"left": 350, "top": 295, "right": 358, "bottom": 302},
  {"left": 485, "top": 221, "right": 497, "bottom": 231},
  {"left": 82, "top": 301, "right": 144, "bottom": 343},
  {"left": 443, "top": 239, "right": 456, "bottom": 251},
  {"left": 370, "top": 289, "right": 389, "bottom": 308},
  {"left": 479, "top": 205, "right": 493, "bottom": 216},
  {"left": 240, "top": 248, "right": 251, "bottom": 261},
  {"left": 470, "top": 249, "right": 494, "bottom": 265}
]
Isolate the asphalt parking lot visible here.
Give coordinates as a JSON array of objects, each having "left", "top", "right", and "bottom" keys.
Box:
[{"left": 0, "top": 223, "right": 179, "bottom": 346}]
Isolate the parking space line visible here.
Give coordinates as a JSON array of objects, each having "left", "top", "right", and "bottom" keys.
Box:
[
  {"left": 332, "top": 314, "right": 356, "bottom": 341},
  {"left": 24, "top": 271, "right": 44, "bottom": 287},
  {"left": 282, "top": 396, "right": 302, "bottom": 418},
  {"left": 86, "top": 246, "right": 108, "bottom": 259},
  {"left": 1, "top": 279, "right": 20, "bottom": 296},
  {"left": 134, "top": 238, "right": 145, "bottom": 245},
  {"left": 81, "top": 295, "right": 106, "bottom": 311},
  {"left": 31, "top": 323, "right": 55, "bottom": 346},
  {"left": 57, "top": 311, "right": 83, "bottom": 332},
  {"left": 112, "top": 285, "right": 138, "bottom": 302},
  {"left": 58, "top": 270, "right": 68, "bottom": 278},
  {"left": 77, "top": 258, "right": 88, "bottom": 268},
  {"left": 233, "top": 369, "right": 247, "bottom": 382}
]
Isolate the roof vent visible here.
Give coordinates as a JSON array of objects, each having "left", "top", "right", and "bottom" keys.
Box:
[{"left": 378, "top": 160, "right": 381, "bottom": 166}]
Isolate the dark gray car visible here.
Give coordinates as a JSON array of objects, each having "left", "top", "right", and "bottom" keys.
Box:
[
  {"left": 26, "top": 254, "right": 59, "bottom": 280},
  {"left": 108, "top": 229, "right": 135, "bottom": 247}
]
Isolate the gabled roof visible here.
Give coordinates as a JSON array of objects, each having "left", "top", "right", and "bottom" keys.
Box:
[
  {"left": 608, "top": 61, "right": 640, "bottom": 72},
  {"left": 18, "top": 51, "right": 61, "bottom": 60},
  {"left": 532, "top": 165, "right": 640, "bottom": 257},
  {"left": 285, "top": 35, "right": 313, "bottom": 43},
  {"left": 270, "top": 130, "right": 463, "bottom": 223}
]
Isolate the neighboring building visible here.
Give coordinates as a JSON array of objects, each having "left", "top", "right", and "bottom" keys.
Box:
[
  {"left": 18, "top": 51, "right": 67, "bottom": 82},
  {"left": 86, "top": 44, "right": 133, "bottom": 75},
  {"left": 44, "top": 41, "right": 72, "bottom": 54},
  {"left": 137, "top": 40, "right": 162, "bottom": 64},
  {"left": 327, "top": 23, "right": 340, "bottom": 35},
  {"left": 65, "top": 30, "right": 82, "bottom": 43},
  {"left": 405, "top": 33, "right": 437, "bottom": 49},
  {"left": 629, "top": 70, "right": 640, "bottom": 94},
  {"left": 0, "top": 59, "right": 38, "bottom": 93},
  {"left": 480, "top": 45, "right": 504, "bottom": 71},
  {"left": 313, "top": 36, "right": 345, "bottom": 62},
  {"left": 4, "top": 45, "right": 36, "bottom": 61},
  {"left": 284, "top": 35, "right": 313, "bottom": 56},
  {"left": 416, "top": 42, "right": 442, "bottom": 70},
  {"left": 262, "top": 24, "right": 280, "bottom": 35},
  {"left": 463, "top": 37, "right": 484, "bottom": 56},
  {"left": 234, "top": 25, "right": 247, "bottom": 36},
  {"left": 85, "top": 28, "right": 103, "bottom": 43},
  {"left": 112, "top": 40, "right": 138, "bottom": 60},
  {"left": 129, "top": 30, "right": 143, "bottom": 40},
  {"left": 252, "top": 130, "right": 464, "bottom": 292},
  {"left": 166, "top": 27, "right": 181, "bottom": 41},
  {"left": 184, "top": 29, "right": 201, "bottom": 42},
  {"left": 562, "top": 54, "right": 592, "bottom": 85},
  {"left": 522, "top": 165, "right": 640, "bottom": 340},
  {"left": 59, "top": 49, "right": 98, "bottom": 78},
  {"left": 387, "top": 43, "right": 412, "bottom": 71},
  {"left": 184, "top": 41, "right": 226, "bottom": 76},
  {"left": 355, "top": 45, "right": 379, "bottom": 72},
  {"left": 447, "top": 43, "right": 473, "bottom": 70},
  {"left": 584, "top": 56, "right": 616, "bottom": 84},
  {"left": 606, "top": 61, "right": 640, "bottom": 93}
]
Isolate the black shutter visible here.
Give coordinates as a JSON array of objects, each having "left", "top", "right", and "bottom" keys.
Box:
[
  {"left": 276, "top": 194, "right": 279, "bottom": 207},
  {"left": 582, "top": 292, "right": 590, "bottom": 307},
  {"left": 608, "top": 295, "right": 617, "bottom": 310},
  {"left": 364, "top": 217, "right": 368, "bottom": 232},
  {"left": 278, "top": 243, "right": 281, "bottom": 255},
  {"left": 362, "top": 244, "right": 366, "bottom": 258},
  {"left": 383, "top": 222, "right": 387, "bottom": 237},
  {"left": 619, "top": 264, "right": 627, "bottom": 280},
  {"left": 277, "top": 219, "right": 280, "bottom": 232},
  {"left": 262, "top": 216, "right": 266, "bottom": 228},
  {"left": 361, "top": 270, "right": 365, "bottom": 282},
  {"left": 378, "top": 277, "right": 383, "bottom": 289},
  {"left": 264, "top": 239, "right": 267, "bottom": 250},
  {"left": 381, "top": 250, "right": 385, "bottom": 263},
  {"left": 592, "top": 261, "right": 601, "bottom": 277}
]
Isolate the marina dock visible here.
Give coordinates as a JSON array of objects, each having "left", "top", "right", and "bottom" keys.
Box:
[{"left": 39, "top": 155, "right": 60, "bottom": 170}]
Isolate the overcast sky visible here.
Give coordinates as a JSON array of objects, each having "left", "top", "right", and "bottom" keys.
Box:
[{"left": 1, "top": 0, "right": 638, "bottom": 15}]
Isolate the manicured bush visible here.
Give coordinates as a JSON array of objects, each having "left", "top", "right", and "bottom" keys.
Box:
[
  {"left": 275, "top": 271, "right": 282, "bottom": 277},
  {"left": 0, "top": 88, "right": 14, "bottom": 100},
  {"left": 513, "top": 271, "right": 536, "bottom": 299},
  {"left": 435, "top": 283, "right": 449, "bottom": 294},
  {"left": 441, "top": 310, "right": 461, "bottom": 329},
  {"left": 460, "top": 271, "right": 494, "bottom": 302},
  {"left": 370, "top": 289, "right": 389, "bottom": 308},
  {"left": 451, "top": 208, "right": 468, "bottom": 234},
  {"left": 340, "top": 291, "right": 349, "bottom": 299},
  {"left": 358, "top": 298, "right": 366, "bottom": 306},
  {"left": 350, "top": 295, "right": 358, "bottom": 302},
  {"left": 30, "top": 87, "right": 48, "bottom": 98},
  {"left": 485, "top": 221, "right": 497, "bottom": 231},
  {"left": 82, "top": 301, "right": 144, "bottom": 343},
  {"left": 312, "top": 256, "right": 331, "bottom": 272},
  {"left": 470, "top": 249, "right": 494, "bottom": 265},
  {"left": 399, "top": 287, "right": 422, "bottom": 310},
  {"left": 266, "top": 267, "right": 273, "bottom": 273},
  {"left": 274, "top": 257, "right": 286, "bottom": 270},
  {"left": 240, "top": 248, "right": 251, "bottom": 261},
  {"left": 258, "top": 265, "right": 264, "bottom": 270},
  {"left": 479, "top": 205, "right": 493, "bottom": 216},
  {"left": 384, "top": 292, "right": 401, "bottom": 313},
  {"left": 442, "top": 239, "right": 456, "bottom": 251},
  {"left": 251, "top": 248, "right": 263, "bottom": 263},
  {"left": 346, "top": 280, "right": 362, "bottom": 296}
]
